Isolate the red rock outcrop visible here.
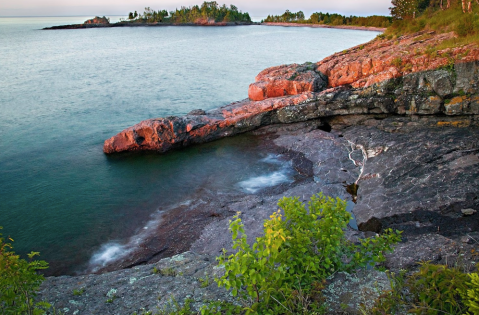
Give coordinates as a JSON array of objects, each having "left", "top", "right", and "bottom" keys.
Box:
[
  {"left": 104, "top": 31, "right": 479, "bottom": 154},
  {"left": 248, "top": 63, "right": 327, "bottom": 101},
  {"left": 249, "top": 31, "right": 479, "bottom": 102},
  {"left": 103, "top": 93, "right": 315, "bottom": 153},
  {"left": 84, "top": 16, "right": 110, "bottom": 25},
  {"left": 317, "top": 31, "right": 479, "bottom": 88}
]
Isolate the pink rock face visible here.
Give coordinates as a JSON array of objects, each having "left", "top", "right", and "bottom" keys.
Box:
[
  {"left": 248, "top": 64, "right": 327, "bottom": 101},
  {"left": 103, "top": 115, "right": 221, "bottom": 154},
  {"left": 103, "top": 93, "right": 316, "bottom": 154},
  {"left": 316, "top": 31, "right": 479, "bottom": 89}
]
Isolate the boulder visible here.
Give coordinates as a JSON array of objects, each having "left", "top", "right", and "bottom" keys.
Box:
[
  {"left": 455, "top": 60, "right": 479, "bottom": 94},
  {"left": 84, "top": 16, "right": 110, "bottom": 25},
  {"left": 248, "top": 63, "right": 327, "bottom": 101},
  {"left": 425, "top": 69, "right": 453, "bottom": 98}
]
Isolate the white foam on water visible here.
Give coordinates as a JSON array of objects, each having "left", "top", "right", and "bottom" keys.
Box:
[
  {"left": 239, "top": 171, "right": 293, "bottom": 193},
  {"left": 238, "top": 154, "right": 295, "bottom": 194},
  {"left": 260, "top": 154, "right": 284, "bottom": 165},
  {"left": 88, "top": 242, "right": 131, "bottom": 271},
  {"left": 87, "top": 199, "right": 193, "bottom": 272}
]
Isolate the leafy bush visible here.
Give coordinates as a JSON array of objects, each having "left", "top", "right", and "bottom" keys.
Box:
[
  {"left": 463, "top": 272, "right": 479, "bottom": 314},
  {"left": 408, "top": 263, "right": 470, "bottom": 314},
  {"left": 0, "top": 227, "right": 50, "bottom": 315},
  {"left": 456, "top": 13, "right": 477, "bottom": 37},
  {"left": 372, "top": 262, "right": 478, "bottom": 315},
  {"left": 370, "top": 270, "right": 409, "bottom": 315},
  {"left": 392, "top": 57, "right": 403, "bottom": 68},
  {"left": 216, "top": 193, "right": 402, "bottom": 314}
]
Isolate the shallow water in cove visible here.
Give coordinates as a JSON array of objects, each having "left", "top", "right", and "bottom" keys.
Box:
[{"left": 0, "top": 17, "right": 379, "bottom": 275}]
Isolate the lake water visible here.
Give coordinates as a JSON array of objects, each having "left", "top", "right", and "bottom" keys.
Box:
[{"left": 0, "top": 16, "right": 379, "bottom": 275}]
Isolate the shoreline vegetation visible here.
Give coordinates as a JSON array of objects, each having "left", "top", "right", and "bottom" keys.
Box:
[
  {"left": 261, "top": 22, "right": 386, "bottom": 32},
  {"left": 262, "top": 10, "right": 392, "bottom": 29}
]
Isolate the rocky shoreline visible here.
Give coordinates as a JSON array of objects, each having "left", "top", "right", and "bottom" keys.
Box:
[
  {"left": 38, "top": 31, "right": 479, "bottom": 314},
  {"left": 38, "top": 117, "right": 479, "bottom": 314}
]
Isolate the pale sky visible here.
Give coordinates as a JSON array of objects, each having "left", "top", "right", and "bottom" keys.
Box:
[{"left": 0, "top": 0, "right": 391, "bottom": 18}]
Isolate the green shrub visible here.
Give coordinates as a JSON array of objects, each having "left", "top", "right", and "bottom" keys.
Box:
[
  {"left": 216, "top": 193, "right": 402, "bottom": 314},
  {"left": 0, "top": 227, "right": 50, "bottom": 315},
  {"left": 372, "top": 262, "right": 477, "bottom": 315},
  {"left": 456, "top": 13, "right": 477, "bottom": 37},
  {"left": 370, "top": 270, "right": 409, "bottom": 315},
  {"left": 392, "top": 57, "right": 403, "bottom": 68},
  {"left": 463, "top": 272, "right": 479, "bottom": 314},
  {"left": 408, "top": 263, "right": 470, "bottom": 314}
]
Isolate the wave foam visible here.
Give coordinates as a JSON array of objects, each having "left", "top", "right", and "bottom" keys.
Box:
[
  {"left": 87, "top": 200, "right": 192, "bottom": 272},
  {"left": 239, "top": 171, "right": 293, "bottom": 193},
  {"left": 88, "top": 243, "right": 131, "bottom": 271}
]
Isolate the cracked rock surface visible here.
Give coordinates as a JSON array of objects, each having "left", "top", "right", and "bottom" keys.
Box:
[{"left": 39, "top": 119, "right": 479, "bottom": 314}]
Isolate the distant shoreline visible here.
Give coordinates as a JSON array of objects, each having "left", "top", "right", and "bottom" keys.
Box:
[
  {"left": 42, "top": 20, "right": 385, "bottom": 31},
  {"left": 261, "top": 22, "right": 386, "bottom": 32},
  {"left": 43, "top": 21, "right": 259, "bottom": 30}
]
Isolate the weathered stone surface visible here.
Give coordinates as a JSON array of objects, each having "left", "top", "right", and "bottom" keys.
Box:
[
  {"left": 323, "top": 269, "right": 391, "bottom": 314},
  {"left": 343, "top": 122, "right": 479, "bottom": 237},
  {"left": 316, "top": 31, "right": 479, "bottom": 89},
  {"left": 187, "top": 109, "right": 207, "bottom": 115},
  {"left": 43, "top": 119, "right": 479, "bottom": 314},
  {"left": 425, "top": 69, "right": 453, "bottom": 97},
  {"left": 384, "top": 233, "right": 476, "bottom": 270},
  {"left": 37, "top": 252, "right": 234, "bottom": 315},
  {"left": 455, "top": 60, "right": 479, "bottom": 94},
  {"left": 248, "top": 63, "right": 327, "bottom": 101}
]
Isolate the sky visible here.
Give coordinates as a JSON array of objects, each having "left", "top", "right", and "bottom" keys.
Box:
[{"left": 0, "top": 0, "right": 391, "bottom": 18}]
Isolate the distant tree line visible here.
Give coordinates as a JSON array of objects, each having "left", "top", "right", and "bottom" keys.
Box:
[
  {"left": 127, "top": 1, "right": 251, "bottom": 23},
  {"left": 128, "top": 8, "right": 168, "bottom": 22},
  {"left": 390, "top": 0, "right": 478, "bottom": 20},
  {"left": 263, "top": 11, "right": 392, "bottom": 28}
]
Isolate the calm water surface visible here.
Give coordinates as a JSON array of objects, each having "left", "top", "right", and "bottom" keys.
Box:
[{"left": 0, "top": 17, "right": 378, "bottom": 274}]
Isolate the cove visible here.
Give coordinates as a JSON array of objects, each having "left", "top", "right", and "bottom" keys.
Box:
[{"left": 0, "top": 16, "right": 379, "bottom": 275}]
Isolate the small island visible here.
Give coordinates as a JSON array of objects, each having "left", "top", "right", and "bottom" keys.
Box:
[{"left": 43, "top": 1, "right": 256, "bottom": 30}]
